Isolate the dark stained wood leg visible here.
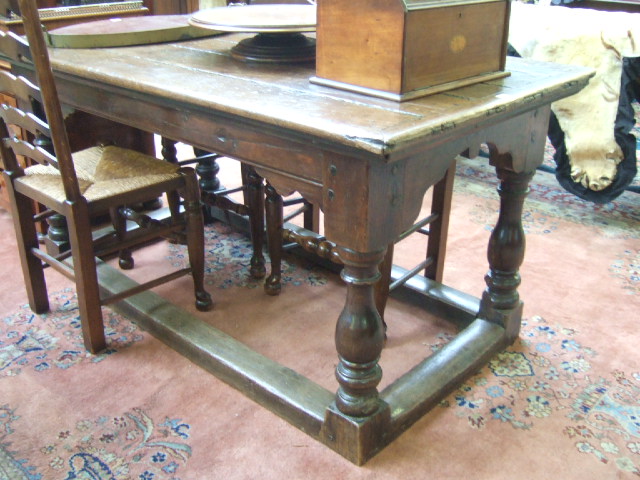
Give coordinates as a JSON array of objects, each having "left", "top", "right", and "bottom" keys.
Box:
[
  {"left": 374, "top": 243, "right": 393, "bottom": 334},
  {"left": 334, "top": 247, "right": 387, "bottom": 417},
  {"left": 44, "top": 213, "right": 70, "bottom": 255},
  {"left": 180, "top": 168, "right": 213, "bottom": 312},
  {"left": 244, "top": 165, "right": 266, "bottom": 279},
  {"left": 186, "top": 144, "right": 222, "bottom": 224},
  {"left": 162, "top": 139, "right": 222, "bottom": 212},
  {"left": 303, "top": 199, "right": 320, "bottom": 233},
  {"left": 193, "top": 148, "right": 221, "bottom": 193},
  {"left": 166, "top": 190, "right": 181, "bottom": 222},
  {"left": 319, "top": 246, "right": 391, "bottom": 465},
  {"left": 110, "top": 206, "right": 133, "bottom": 270},
  {"left": 424, "top": 163, "right": 455, "bottom": 283},
  {"left": 6, "top": 178, "right": 49, "bottom": 314},
  {"left": 66, "top": 200, "right": 106, "bottom": 354},
  {"left": 479, "top": 167, "right": 534, "bottom": 342},
  {"left": 165, "top": 189, "right": 185, "bottom": 244},
  {"left": 264, "top": 181, "right": 283, "bottom": 295},
  {"left": 161, "top": 136, "right": 179, "bottom": 164}
]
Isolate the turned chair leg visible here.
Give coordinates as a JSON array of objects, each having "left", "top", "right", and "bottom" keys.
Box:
[
  {"left": 264, "top": 181, "right": 284, "bottom": 295},
  {"left": 110, "top": 206, "right": 134, "bottom": 270},
  {"left": 181, "top": 169, "right": 213, "bottom": 312},
  {"left": 242, "top": 164, "right": 266, "bottom": 279}
]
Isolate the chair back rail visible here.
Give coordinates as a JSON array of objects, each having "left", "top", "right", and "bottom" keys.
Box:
[
  {"left": 1, "top": 100, "right": 51, "bottom": 137},
  {"left": 0, "top": 70, "right": 41, "bottom": 109},
  {"left": 5, "top": 134, "right": 56, "bottom": 166},
  {"left": 0, "top": 26, "right": 31, "bottom": 63}
]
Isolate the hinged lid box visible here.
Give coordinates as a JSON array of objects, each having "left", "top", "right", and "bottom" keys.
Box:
[{"left": 311, "top": 0, "right": 511, "bottom": 101}]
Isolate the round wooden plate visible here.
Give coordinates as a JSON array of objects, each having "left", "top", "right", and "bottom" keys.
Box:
[
  {"left": 189, "top": 5, "right": 317, "bottom": 64},
  {"left": 189, "top": 5, "right": 316, "bottom": 33},
  {"left": 46, "top": 15, "right": 221, "bottom": 48}
]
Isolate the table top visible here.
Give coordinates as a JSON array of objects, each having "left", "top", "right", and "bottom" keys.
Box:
[{"left": 47, "top": 34, "right": 593, "bottom": 159}]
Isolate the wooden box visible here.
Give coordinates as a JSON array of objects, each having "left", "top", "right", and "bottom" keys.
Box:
[{"left": 311, "top": 0, "right": 511, "bottom": 101}]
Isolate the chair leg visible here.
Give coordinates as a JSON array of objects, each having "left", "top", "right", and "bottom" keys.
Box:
[
  {"left": 109, "top": 207, "right": 134, "bottom": 270},
  {"left": 165, "top": 189, "right": 186, "bottom": 244},
  {"left": 166, "top": 189, "right": 181, "bottom": 219},
  {"left": 66, "top": 202, "right": 107, "bottom": 354},
  {"left": 181, "top": 169, "right": 213, "bottom": 312},
  {"left": 424, "top": 163, "right": 455, "bottom": 283},
  {"left": 8, "top": 185, "right": 49, "bottom": 313},
  {"left": 264, "top": 181, "right": 283, "bottom": 296},
  {"left": 374, "top": 244, "right": 393, "bottom": 334},
  {"left": 242, "top": 165, "right": 266, "bottom": 279},
  {"left": 303, "top": 199, "right": 320, "bottom": 233}
]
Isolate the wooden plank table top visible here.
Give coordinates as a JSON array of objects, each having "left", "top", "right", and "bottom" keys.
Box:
[
  {"left": 38, "top": 35, "right": 594, "bottom": 464},
  {"left": 49, "top": 35, "right": 589, "bottom": 158}
]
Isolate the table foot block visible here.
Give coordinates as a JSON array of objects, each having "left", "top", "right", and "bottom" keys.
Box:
[{"left": 319, "top": 403, "right": 392, "bottom": 466}]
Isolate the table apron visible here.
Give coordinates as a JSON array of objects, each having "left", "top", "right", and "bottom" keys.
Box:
[{"left": 53, "top": 73, "right": 551, "bottom": 252}]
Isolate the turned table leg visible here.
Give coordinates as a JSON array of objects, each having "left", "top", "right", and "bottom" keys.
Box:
[
  {"left": 193, "top": 148, "right": 221, "bottom": 193},
  {"left": 334, "top": 247, "right": 387, "bottom": 416},
  {"left": 480, "top": 167, "right": 535, "bottom": 341},
  {"left": 161, "top": 138, "right": 222, "bottom": 193},
  {"left": 320, "top": 246, "right": 390, "bottom": 464}
]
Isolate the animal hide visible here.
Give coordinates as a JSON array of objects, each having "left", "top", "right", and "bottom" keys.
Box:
[{"left": 509, "top": 2, "right": 639, "bottom": 197}]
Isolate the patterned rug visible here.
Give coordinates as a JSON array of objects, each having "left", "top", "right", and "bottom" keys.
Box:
[
  {"left": 1, "top": 271, "right": 638, "bottom": 478},
  {"left": 1, "top": 116, "right": 638, "bottom": 479}
]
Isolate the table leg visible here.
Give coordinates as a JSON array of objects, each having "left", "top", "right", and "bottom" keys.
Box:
[
  {"left": 479, "top": 167, "right": 535, "bottom": 341},
  {"left": 193, "top": 149, "right": 221, "bottom": 193},
  {"left": 44, "top": 213, "right": 70, "bottom": 255},
  {"left": 319, "top": 246, "right": 391, "bottom": 464},
  {"left": 161, "top": 138, "right": 222, "bottom": 193},
  {"left": 334, "top": 247, "right": 387, "bottom": 417}
]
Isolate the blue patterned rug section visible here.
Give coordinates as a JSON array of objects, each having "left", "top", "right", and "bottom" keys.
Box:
[
  {"left": 0, "top": 403, "right": 194, "bottom": 480},
  {"left": 437, "top": 314, "right": 640, "bottom": 474}
]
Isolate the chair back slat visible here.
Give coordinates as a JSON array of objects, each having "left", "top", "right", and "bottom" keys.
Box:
[
  {"left": 0, "top": 70, "right": 42, "bottom": 113},
  {"left": 0, "top": 0, "right": 82, "bottom": 201},
  {"left": 1, "top": 103, "right": 51, "bottom": 141},
  {"left": 0, "top": 29, "right": 32, "bottom": 65},
  {"left": 4, "top": 135, "right": 57, "bottom": 169}
]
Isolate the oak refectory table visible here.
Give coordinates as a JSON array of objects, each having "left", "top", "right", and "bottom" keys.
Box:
[{"left": 36, "top": 35, "right": 592, "bottom": 464}]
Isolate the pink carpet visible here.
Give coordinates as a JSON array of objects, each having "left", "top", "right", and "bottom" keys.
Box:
[{"left": 1, "top": 129, "right": 638, "bottom": 479}]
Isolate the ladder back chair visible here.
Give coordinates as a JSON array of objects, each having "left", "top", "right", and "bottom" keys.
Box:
[{"left": 0, "top": 0, "right": 212, "bottom": 354}]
